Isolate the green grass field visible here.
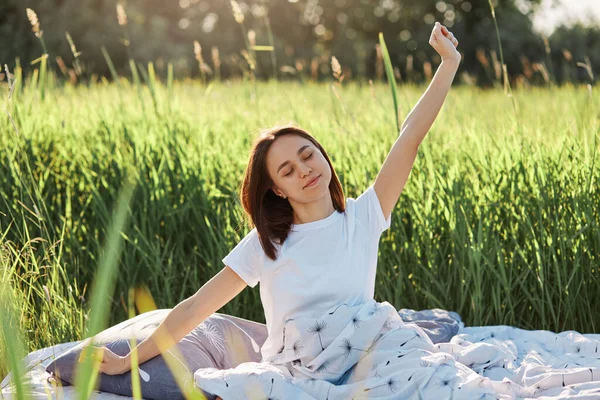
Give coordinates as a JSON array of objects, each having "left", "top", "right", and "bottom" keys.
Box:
[{"left": 1, "top": 76, "right": 599, "bottom": 384}]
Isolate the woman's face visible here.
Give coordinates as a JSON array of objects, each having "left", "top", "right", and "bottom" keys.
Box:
[{"left": 266, "top": 134, "right": 331, "bottom": 202}]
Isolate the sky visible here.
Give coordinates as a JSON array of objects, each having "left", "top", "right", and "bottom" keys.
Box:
[{"left": 530, "top": 0, "right": 600, "bottom": 34}]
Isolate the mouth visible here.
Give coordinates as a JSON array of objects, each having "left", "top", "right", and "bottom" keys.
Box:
[{"left": 304, "top": 175, "right": 321, "bottom": 189}]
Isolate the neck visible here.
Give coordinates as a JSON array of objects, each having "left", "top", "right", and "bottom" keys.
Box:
[{"left": 290, "top": 192, "right": 336, "bottom": 224}]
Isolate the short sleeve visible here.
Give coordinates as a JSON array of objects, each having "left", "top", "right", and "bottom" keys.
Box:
[
  {"left": 222, "top": 228, "right": 262, "bottom": 288},
  {"left": 353, "top": 184, "right": 392, "bottom": 235}
]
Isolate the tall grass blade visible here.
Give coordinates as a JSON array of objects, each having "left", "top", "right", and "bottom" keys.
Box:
[
  {"left": 378, "top": 32, "right": 400, "bottom": 134},
  {"left": 0, "top": 286, "right": 33, "bottom": 400},
  {"left": 101, "top": 46, "right": 120, "bottom": 86},
  {"left": 73, "top": 179, "right": 136, "bottom": 400}
]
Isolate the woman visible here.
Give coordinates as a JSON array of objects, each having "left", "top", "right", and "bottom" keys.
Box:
[{"left": 91, "top": 22, "right": 496, "bottom": 399}]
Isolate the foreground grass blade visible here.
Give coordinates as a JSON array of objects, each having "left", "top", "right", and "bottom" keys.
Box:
[
  {"left": 73, "top": 178, "right": 137, "bottom": 400},
  {"left": 0, "top": 283, "right": 32, "bottom": 399},
  {"left": 378, "top": 32, "right": 400, "bottom": 134}
]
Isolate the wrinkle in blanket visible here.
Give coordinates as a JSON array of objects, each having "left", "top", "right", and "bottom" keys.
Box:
[{"left": 194, "top": 299, "right": 521, "bottom": 399}]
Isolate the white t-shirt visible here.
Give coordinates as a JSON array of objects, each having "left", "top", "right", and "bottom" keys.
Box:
[{"left": 222, "top": 184, "right": 391, "bottom": 362}]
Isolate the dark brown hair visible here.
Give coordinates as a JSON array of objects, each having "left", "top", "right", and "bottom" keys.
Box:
[{"left": 239, "top": 124, "right": 345, "bottom": 260}]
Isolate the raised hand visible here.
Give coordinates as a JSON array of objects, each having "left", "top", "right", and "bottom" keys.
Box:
[{"left": 429, "top": 21, "right": 461, "bottom": 62}]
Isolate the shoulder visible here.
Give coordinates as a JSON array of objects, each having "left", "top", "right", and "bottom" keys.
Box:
[
  {"left": 229, "top": 227, "right": 262, "bottom": 254},
  {"left": 237, "top": 227, "right": 258, "bottom": 242},
  {"left": 243, "top": 228, "right": 275, "bottom": 256},
  {"left": 225, "top": 227, "right": 267, "bottom": 266},
  {"left": 245, "top": 227, "right": 262, "bottom": 248},
  {"left": 345, "top": 185, "right": 376, "bottom": 209},
  {"left": 345, "top": 184, "right": 391, "bottom": 234}
]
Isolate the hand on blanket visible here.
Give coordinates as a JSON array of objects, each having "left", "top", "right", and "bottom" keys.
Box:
[{"left": 78, "top": 345, "right": 130, "bottom": 375}]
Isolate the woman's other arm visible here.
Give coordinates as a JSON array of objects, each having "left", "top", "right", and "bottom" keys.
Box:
[{"left": 101, "top": 266, "right": 248, "bottom": 373}]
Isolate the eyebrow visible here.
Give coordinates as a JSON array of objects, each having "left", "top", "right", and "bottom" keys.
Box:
[{"left": 277, "top": 145, "right": 311, "bottom": 173}]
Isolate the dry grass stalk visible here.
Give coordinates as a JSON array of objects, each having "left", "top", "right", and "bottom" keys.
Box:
[
  {"left": 26, "top": 8, "right": 42, "bottom": 38},
  {"left": 375, "top": 44, "right": 383, "bottom": 81},
  {"left": 476, "top": 48, "right": 489, "bottom": 67},
  {"left": 519, "top": 56, "right": 533, "bottom": 79},
  {"left": 532, "top": 62, "right": 550, "bottom": 84},
  {"left": 211, "top": 46, "right": 221, "bottom": 79},
  {"left": 368, "top": 79, "right": 376, "bottom": 99},
  {"left": 406, "top": 54, "right": 413, "bottom": 75},
  {"left": 248, "top": 30, "right": 256, "bottom": 47},
  {"left": 194, "top": 41, "right": 203, "bottom": 64},
  {"left": 241, "top": 49, "right": 255, "bottom": 71},
  {"left": 490, "top": 50, "right": 501, "bottom": 81},
  {"left": 116, "top": 4, "right": 128, "bottom": 27},
  {"left": 576, "top": 56, "right": 595, "bottom": 83},
  {"left": 55, "top": 56, "right": 68, "bottom": 76},
  {"left": 310, "top": 57, "right": 319, "bottom": 80},
  {"left": 423, "top": 61, "right": 432, "bottom": 81},
  {"left": 542, "top": 35, "right": 550, "bottom": 55},
  {"left": 279, "top": 66, "right": 297, "bottom": 75},
  {"left": 331, "top": 56, "right": 344, "bottom": 84},
  {"left": 43, "top": 285, "right": 52, "bottom": 307},
  {"left": 230, "top": 0, "right": 245, "bottom": 24},
  {"left": 460, "top": 71, "right": 476, "bottom": 86}
]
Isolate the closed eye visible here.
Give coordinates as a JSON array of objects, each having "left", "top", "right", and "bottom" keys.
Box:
[{"left": 283, "top": 153, "right": 313, "bottom": 177}]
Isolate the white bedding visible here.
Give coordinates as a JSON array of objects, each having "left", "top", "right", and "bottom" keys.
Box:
[
  {"left": 1, "top": 341, "right": 130, "bottom": 399},
  {"left": 192, "top": 300, "right": 600, "bottom": 399},
  {"left": 3, "top": 306, "right": 600, "bottom": 399}
]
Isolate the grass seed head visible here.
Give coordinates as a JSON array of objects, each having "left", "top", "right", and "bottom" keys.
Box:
[
  {"left": 248, "top": 29, "right": 256, "bottom": 47},
  {"left": 231, "top": 0, "right": 245, "bottom": 24},
  {"left": 26, "top": 8, "right": 42, "bottom": 38},
  {"left": 211, "top": 46, "right": 221, "bottom": 69},
  {"left": 194, "top": 40, "right": 203, "bottom": 63},
  {"left": 116, "top": 4, "right": 128, "bottom": 26}
]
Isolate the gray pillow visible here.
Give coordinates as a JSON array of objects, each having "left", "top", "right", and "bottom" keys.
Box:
[
  {"left": 398, "top": 307, "right": 463, "bottom": 343},
  {"left": 45, "top": 310, "right": 268, "bottom": 400}
]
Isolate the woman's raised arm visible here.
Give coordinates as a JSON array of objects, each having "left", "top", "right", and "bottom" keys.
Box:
[{"left": 373, "top": 22, "right": 461, "bottom": 221}]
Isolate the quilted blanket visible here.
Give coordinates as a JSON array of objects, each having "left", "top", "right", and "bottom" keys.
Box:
[
  {"left": 194, "top": 299, "right": 600, "bottom": 399},
  {"left": 3, "top": 301, "right": 600, "bottom": 399}
]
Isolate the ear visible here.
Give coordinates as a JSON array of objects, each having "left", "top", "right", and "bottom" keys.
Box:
[{"left": 271, "top": 185, "right": 286, "bottom": 198}]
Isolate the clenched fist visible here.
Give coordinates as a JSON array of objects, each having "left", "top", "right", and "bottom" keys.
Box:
[{"left": 430, "top": 21, "right": 461, "bottom": 62}]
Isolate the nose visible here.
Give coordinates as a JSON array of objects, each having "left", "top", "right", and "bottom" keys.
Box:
[{"left": 299, "top": 162, "right": 311, "bottom": 177}]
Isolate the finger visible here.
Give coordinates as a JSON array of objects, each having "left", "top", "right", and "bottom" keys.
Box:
[
  {"left": 429, "top": 33, "right": 438, "bottom": 45},
  {"left": 429, "top": 29, "right": 438, "bottom": 43},
  {"left": 441, "top": 26, "right": 450, "bottom": 36}
]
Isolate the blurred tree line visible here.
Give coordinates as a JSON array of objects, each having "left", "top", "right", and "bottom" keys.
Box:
[{"left": 1, "top": 0, "right": 598, "bottom": 87}]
